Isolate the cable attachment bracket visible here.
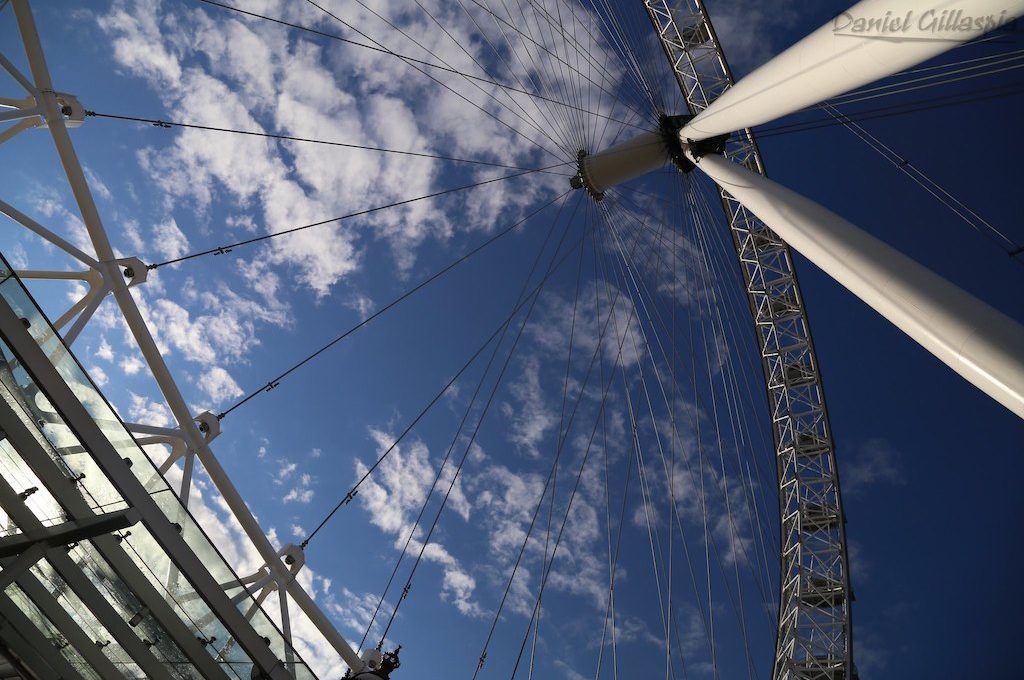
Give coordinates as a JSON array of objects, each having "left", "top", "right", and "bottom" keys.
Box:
[
  {"left": 569, "top": 149, "right": 605, "bottom": 202},
  {"left": 662, "top": 113, "right": 729, "bottom": 172}
]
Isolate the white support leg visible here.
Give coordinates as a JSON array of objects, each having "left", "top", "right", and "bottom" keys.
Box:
[
  {"left": 688, "top": 150, "right": 1024, "bottom": 418},
  {"left": 681, "top": 0, "right": 1024, "bottom": 140}
]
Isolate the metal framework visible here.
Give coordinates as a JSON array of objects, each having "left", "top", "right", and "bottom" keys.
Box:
[
  {"left": 642, "top": 2, "right": 853, "bottom": 678},
  {"left": 0, "top": 266, "right": 312, "bottom": 679},
  {"left": 0, "top": 0, "right": 372, "bottom": 677}
]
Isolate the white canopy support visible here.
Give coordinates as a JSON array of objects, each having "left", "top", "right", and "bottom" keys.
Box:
[
  {"left": 9, "top": 0, "right": 369, "bottom": 674},
  {"left": 687, "top": 150, "right": 1024, "bottom": 419},
  {"left": 680, "top": 0, "right": 1024, "bottom": 141}
]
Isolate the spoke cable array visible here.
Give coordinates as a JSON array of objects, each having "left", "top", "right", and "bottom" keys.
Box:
[
  {"left": 149, "top": 163, "right": 565, "bottom": 270},
  {"left": 42, "top": 0, "right": 1020, "bottom": 677}
]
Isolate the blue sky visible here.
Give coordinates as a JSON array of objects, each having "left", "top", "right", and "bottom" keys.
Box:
[{"left": 2, "top": 1, "right": 1023, "bottom": 678}]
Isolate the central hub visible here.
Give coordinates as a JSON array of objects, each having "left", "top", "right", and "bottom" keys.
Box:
[{"left": 570, "top": 114, "right": 729, "bottom": 199}]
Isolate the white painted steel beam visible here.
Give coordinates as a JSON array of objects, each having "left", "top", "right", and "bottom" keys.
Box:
[
  {"left": 681, "top": 0, "right": 1024, "bottom": 140},
  {"left": 0, "top": 299, "right": 285, "bottom": 680},
  {"left": 8, "top": 0, "right": 367, "bottom": 672},
  {"left": 0, "top": 358, "right": 232, "bottom": 680},
  {"left": 688, "top": 150, "right": 1024, "bottom": 418}
]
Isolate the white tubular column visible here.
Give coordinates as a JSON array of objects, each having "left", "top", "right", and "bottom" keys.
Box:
[
  {"left": 688, "top": 151, "right": 1024, "bottom": 419},
  {"left": 577, "top": 130, "right": 670, "bottom": 197},
  {"left": 681, "top": 0, "right": 1024, "bottom": 140}
]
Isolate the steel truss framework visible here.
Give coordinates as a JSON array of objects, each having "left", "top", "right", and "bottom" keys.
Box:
[
  {"left": 0, "top": 0, "right": 369, "bottom": 677},
  {"left": 642, "top": 2, "right": 854, "bottom": 679},
  {"left": 0, "top": 263, "right": 311, "bottom": 679}
]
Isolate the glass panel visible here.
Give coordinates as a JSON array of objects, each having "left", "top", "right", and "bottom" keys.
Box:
[
  {"left": 0, "top": 435, "right": 63, "bottom": 533},
  {"left": 30, "top": 558, "right": 141, "bottom": 678},
  {"left": 4, "top": 582, "right": 103, "bottom": 680},
  {"left": 0, "top": 254, "right": 318, "bottom": 677},
  {"left": 68, "top": 542, "right": 204, "bottom": 680},
  {"left": 0, "top": 332, "right": 131, "bottom": 518}
]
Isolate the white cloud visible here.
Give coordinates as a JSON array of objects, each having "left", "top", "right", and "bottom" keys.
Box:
[
  {"left": 702, "top": 0, "right": 801, "bottom": 72},
  {"left": 197, "top": 365, "right": 243, "bottom": 404},
  {"left": 120, "top": 354, "right": 144, "bottom": 375},
  {"left": 87, "top": 364, "right": 109, "bottom": 386},
  {"left": 95, "top": 336, "right": 115, "bottom": 362},
  {"left": 502, "top": 356, "right": 558, "bottom": 458},
  {"left": 151, "top": 216, "right": 190, "bottom": 263},
  {"left": 284, "top": 472, "right": 315, "bottom": 504},
  {"left": 529, "top": 281, "right": 645, "bottom": 369},
  {"left": 843, "top": 438, "right": 904, "bottom": 495},
  {"left": 355, "top": 429, "right": 477, "bottom": 614},
  {"left": 94, "top": 0, "right": 584, "bottom": 299},
  {"left": 127, "top": 391, "right": 172, "bottom": 427},
  {"left": 275, "top": 459, "right": 298, "bottom": 485},
  {"left": 84, "top": 166, "right": 113, "bottom": 201}
]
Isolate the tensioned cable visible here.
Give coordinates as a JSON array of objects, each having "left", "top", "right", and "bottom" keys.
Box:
[
  {"left": 377, "top": 201, "right": 592, "bottom": 648},
  {"left": 506, "top": 225, "right": 656, "bottom": 680},
  {"left": 600, "top": 199, "right": 772, "bottom": 671},
  {"left": 498, "top": 0, "right": 581, "bottom": 155},
  {"left": 680, "top": 177, "right": 783, "bottom": 602},
  {"left": 356, "top": 190, "right": 577, "bottom": 651},
  {"left": 749, "top": 80, "right": 1024, "bottom": 140},
  {"left": 599, "top": 206, "right": 682, "bottom": 677},
  {"left": 828, "top": 49, "right": 1024, "bottom": 106},
  {"left": 219, "top": 190, "right": 568, "bottom": 422},
  {"left": 611, "top": 191, "right": 779, "bottom": 620},
  {"left": 593, "top": 213, "right": 687, "bottom": 680},
  {"left": 149, "top": 162, "right": 565, "bottom": 270},
  {"left": 300, "top": 195, "right": 588, "bottom": 550},
  {"left": 591, "top": 206, "right": 630, "bottom": 680},
  {"left": 527, "top": 198, "right": 587, "bottom": 679},
  {"left": 602, "top": 205, "right": 732, "bottom": 675},
  {"left": 192, "top": 0, "right": 651, "bottom": 134},
  {"left": 83, "top": 110, "right": 570, "bottom": 174},
  {"left": 471, "top": 195, "right": 662, "bottom": 679},
  {"left": 305, "top": 0, "right": 573, "bottom": 165},
  {"left": 820, "top": 102, "right": 1023, "bottom": 259},
  {"left": 521, "top": 0, "right": 585, "bottom": 155},
  {"left": 465, "top": 0, "right": 656, "bottom": 129},
  {"left": 596, "top": 208, "right": 718, "bottom": 676},
  {"left": 508, "top": 319, "right": 641, "bottom": 680},
  {"left": 340, "top": 0, "right": 575, "bottom": 162},
  {"left": 614, "top": 185, "right": 780, "bottom": 607},
  {"left": 682, "top": 192, "right": 767, "bottom": 679},
  {"left": 452, "top": 0, "right": 578, "bottom": 152},
  {"left": 611, "top": 180, "right": 782, "bottom": 560},
  {"left": 410, "top": 0, "right": 575, "bottom": 159}
]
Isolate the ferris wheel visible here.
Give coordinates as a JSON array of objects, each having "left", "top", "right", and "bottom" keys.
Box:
[{"left": 0, "top": 0, "right": 1022, "bottom": 679}]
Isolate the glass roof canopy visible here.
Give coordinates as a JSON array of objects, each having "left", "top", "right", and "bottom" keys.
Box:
[{"left": 0, "top": 253, "right": 317, "bottom": 679}]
